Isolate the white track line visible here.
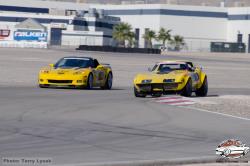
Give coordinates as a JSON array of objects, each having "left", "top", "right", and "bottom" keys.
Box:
[
  {"left": 156, "top": 96, "right": 250, "bottom": 121},
  {"left": 185, "top": 106, "right": 250, "bottom": 122}
]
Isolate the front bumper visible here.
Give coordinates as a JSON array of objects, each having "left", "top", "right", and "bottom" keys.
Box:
[
  {"left": 135, "top": 82, "right": 183, "bottom": 94},
  {"left": 39, "top": 74, "right": 88, "bottom": 87}
]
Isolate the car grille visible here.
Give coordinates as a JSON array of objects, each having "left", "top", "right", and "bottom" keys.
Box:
[
  {"left": 138, "top": 83, "right": 178, "bottom": 91},
  {"left": 163, "top": 83, "right": 178, "bottom": 90},
  {"left": 48, "top": 80, "right": 72, "bottom": 84},
  {"left": 152, "top": 84, "right": 163, "bottom": 89},
  {"left": 137, "top": 84, "right": 151, "bottom": 91}
]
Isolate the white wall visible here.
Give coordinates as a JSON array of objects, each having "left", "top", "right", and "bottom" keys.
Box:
[
  {"left": 92, "top": 4, "right": 228, "bottom": 51},
  {"left": 114, "top": 15, "right": 161, "bottom": 48},
  {"left": 62, "top": 30, "right": 104, "bottom": 46},
  {"left": 160, "top": 15, "right": 227, "bottom": 51},
  {"left": 92, "top": 4, "right": 161, "bottom": 48},
  {"left": 227, "top": 7, "right": 250, "bottom": 50}
]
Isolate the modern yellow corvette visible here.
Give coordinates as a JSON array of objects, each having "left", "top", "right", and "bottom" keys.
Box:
[
  {"left": 39, "top": 57, "right": 113, "bottom": 89},
  {"left": 133, "top": 60, "right": 208, "bottom": 97}
]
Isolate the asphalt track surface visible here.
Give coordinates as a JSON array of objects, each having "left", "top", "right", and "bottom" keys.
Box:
[{"left": 0, "top": 48, "right": 250, "bottom": 165}]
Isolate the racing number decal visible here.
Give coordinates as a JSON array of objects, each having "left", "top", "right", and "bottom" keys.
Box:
[
  {"left": 190, "top": 73, "right": 199, "bottom": 82},
  {"left": 93, "top": 70, "right": 105, "bottom": 83},
  {"left": 194, "top": 73, "right": 199, "bottom": 81},
  {"left": 92, "top": 70, "right": 99, "bottom": 82},
  {"left": 98, "top": 72, "right": 105, "bottom": 81}
]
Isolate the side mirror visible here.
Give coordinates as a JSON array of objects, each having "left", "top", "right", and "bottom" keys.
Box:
[
  {"left": 49, "top": 64, "right": 54, "bottom": 67},
  {"left": 148, "top": 67, "right": 152, "bottom": 72}
]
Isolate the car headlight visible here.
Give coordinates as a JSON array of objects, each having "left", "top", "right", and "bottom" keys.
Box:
[
  {"left": 141, "top": 79, "right": 152, "bottom": 84},
  {"left": 40, "top": 70, "right": 49, "bottom": 74}
]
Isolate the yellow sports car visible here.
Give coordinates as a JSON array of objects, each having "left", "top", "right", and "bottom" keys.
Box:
[
  {"left": 39, "top": 56, "right": 113, "bottom": 89},
  {"left": 133, "top": 60, "right": 208, "bottom": 97}
]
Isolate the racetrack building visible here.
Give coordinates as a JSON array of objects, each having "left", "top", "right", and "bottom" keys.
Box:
[
  {"left": 0, "top": 0, "right": 250, "bottom": 52},
  {"left": 0, "top": 1, "right": 120, "bottom": 48}
]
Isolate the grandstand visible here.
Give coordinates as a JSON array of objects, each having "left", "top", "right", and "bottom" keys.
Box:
[{"left": 41, "top": 0, "right": 250, "bottom": 7}]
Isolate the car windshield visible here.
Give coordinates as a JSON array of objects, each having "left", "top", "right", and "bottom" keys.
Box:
[
  {"left": 158, "top": 63, "right": 188, "bottom": 72},
  {"left": 55, "top": 58, "right": 91, "bottom": 68}
]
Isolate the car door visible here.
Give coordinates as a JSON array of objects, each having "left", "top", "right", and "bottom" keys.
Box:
[
  {"left": 187, "top": 63, "right": 199, "bottom": 89},
  {"left": 91, "top": 59, "right": 105, "bottom": 85},
  {"left": 96, "top": 65, "right": 106, "bottom": 84}
]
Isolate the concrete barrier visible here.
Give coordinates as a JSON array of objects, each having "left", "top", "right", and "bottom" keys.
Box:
[
  {"left": 0, "top": 41, "right": 48, "bottom": 48},
  {"left": 77, "top": 45, "right": 161, "bottom": 54}
]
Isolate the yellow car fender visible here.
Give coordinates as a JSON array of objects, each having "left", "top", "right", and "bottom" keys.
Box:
[
  {"left": 179, "top": 73, "right": 191, "bottom": 90},
  {"left": 133, "top": 75, "right": 140, "bottom": 90},
  {"left": 195, "top": 67, "right": 207, "bottom": 89},
  {"left": 105, "top": 67, "right": 112, "bottom": 79},
  {"left": 198, "top": 72, "right": 207, "bottom": 89},
  {"left": 83, "top": 68, "right": 92, "bottom": 82}
]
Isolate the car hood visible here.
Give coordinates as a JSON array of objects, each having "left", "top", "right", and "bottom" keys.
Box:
[{"left": 135, "top": 70, "right": 188, "bottom": 82}]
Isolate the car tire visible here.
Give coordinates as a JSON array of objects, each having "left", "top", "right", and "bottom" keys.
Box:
[
  {"left": 86, "top": 73, "right": 93, "bottom": 89},
  {"left": 195, "top": 77, "right": 208, "bottom": 97},
  {"left": 101, "top": 72, "right": 113, "bottom": 90},
  {"left": 134, "top": 87, "right": 146, "bottom": 98},
  {"left": 181, "top": 78, "right": 192, "bottom": 97}
]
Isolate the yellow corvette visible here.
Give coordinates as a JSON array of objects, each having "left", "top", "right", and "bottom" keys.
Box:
[
  {"left": 39, "top": 57, "right": 113, "bottom": 89},
  {"left": 133, "top": 60, "right": 208, "bottom": 97}
]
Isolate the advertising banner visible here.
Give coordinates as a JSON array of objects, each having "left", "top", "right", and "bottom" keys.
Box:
[
  {"left": 14, "top": 30, "right": 47, "bottom": 41},
  {"left": 0, "top": 29, "right": 10, "bottom": 40}
]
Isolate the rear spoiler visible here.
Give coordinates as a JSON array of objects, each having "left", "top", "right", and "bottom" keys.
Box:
[
  {"left": 101, "top": 63, "right": 111, "bottom": 69},
  {"left": 101, "top": 63, "right": 110, "bottom": 66}
]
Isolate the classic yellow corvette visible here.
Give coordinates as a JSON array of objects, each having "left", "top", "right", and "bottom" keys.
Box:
[
  {"left": 133, "top": 60, "right": 208, "bottom": 97},
  {"left": 39, "top": 57, "right": 113, "bottom": 89}
]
